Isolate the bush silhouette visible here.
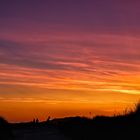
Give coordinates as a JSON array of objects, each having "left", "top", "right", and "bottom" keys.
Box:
[
  {"left": 0, "top": 117, "right": 14, "bottom": 140},
  {"left": 1, "top": 102, "right": 140, "bottom": 140},
  {"left": 55, "top": 102, "right": 140, "bottom": 140}
]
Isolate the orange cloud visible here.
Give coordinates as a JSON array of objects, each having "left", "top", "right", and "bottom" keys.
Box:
[{"left": 0, "top": 29, "right": 140, "bottom": 122}]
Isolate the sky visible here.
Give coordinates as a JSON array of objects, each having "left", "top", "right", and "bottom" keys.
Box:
[{"left": 0, "top": 0, "right": 140, "bottom": 122}]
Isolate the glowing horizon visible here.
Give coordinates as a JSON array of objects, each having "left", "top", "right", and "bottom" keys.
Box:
[{"left": 0, "top": 0, "right": 140, "bottom": 122}]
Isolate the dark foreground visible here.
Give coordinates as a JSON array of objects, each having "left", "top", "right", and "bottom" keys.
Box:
[{"left": 1, "top": 104, "right": 140, "bottom": 140}]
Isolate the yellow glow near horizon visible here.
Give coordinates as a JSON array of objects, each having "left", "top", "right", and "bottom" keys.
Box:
[{"left": 0, "top": 30, "right": 140, "bottom": 122}]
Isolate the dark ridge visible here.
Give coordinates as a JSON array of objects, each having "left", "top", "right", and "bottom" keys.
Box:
[{"left": 1, "top": 102, "right": 140, "bottom": 140}]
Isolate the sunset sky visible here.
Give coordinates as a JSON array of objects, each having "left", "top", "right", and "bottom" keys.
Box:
[{"left": 0, "top": 0, "right": 140, "bottom": 122}]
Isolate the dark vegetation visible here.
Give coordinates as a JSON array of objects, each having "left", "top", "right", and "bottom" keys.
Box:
[
  {"left": 1, "top": 103, "right": 140, "bottom": 140},
  {"left": 0, "top": 117, "right": 14, "bottom": 140}
]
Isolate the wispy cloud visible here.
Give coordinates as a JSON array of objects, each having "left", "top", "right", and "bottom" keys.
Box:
[{"left": 0, "top": 31, "right": 140, "bottom": 99}]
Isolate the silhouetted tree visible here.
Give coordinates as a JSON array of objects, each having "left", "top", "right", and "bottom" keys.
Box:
[{"left": 0, "top": 117, "right": 14, "bottom": 140}]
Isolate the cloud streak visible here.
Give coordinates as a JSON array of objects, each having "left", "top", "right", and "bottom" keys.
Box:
[
  {"left": 0, "top": 31, "right": 140, "bottom": 95},
  {"left": 0, "top": 0, "right": 140, "bottom": 121}
]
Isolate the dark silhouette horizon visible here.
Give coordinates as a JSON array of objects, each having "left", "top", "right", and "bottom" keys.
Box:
[{"left": 1, "top": 102, "right": 140, "bottom": 140}]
